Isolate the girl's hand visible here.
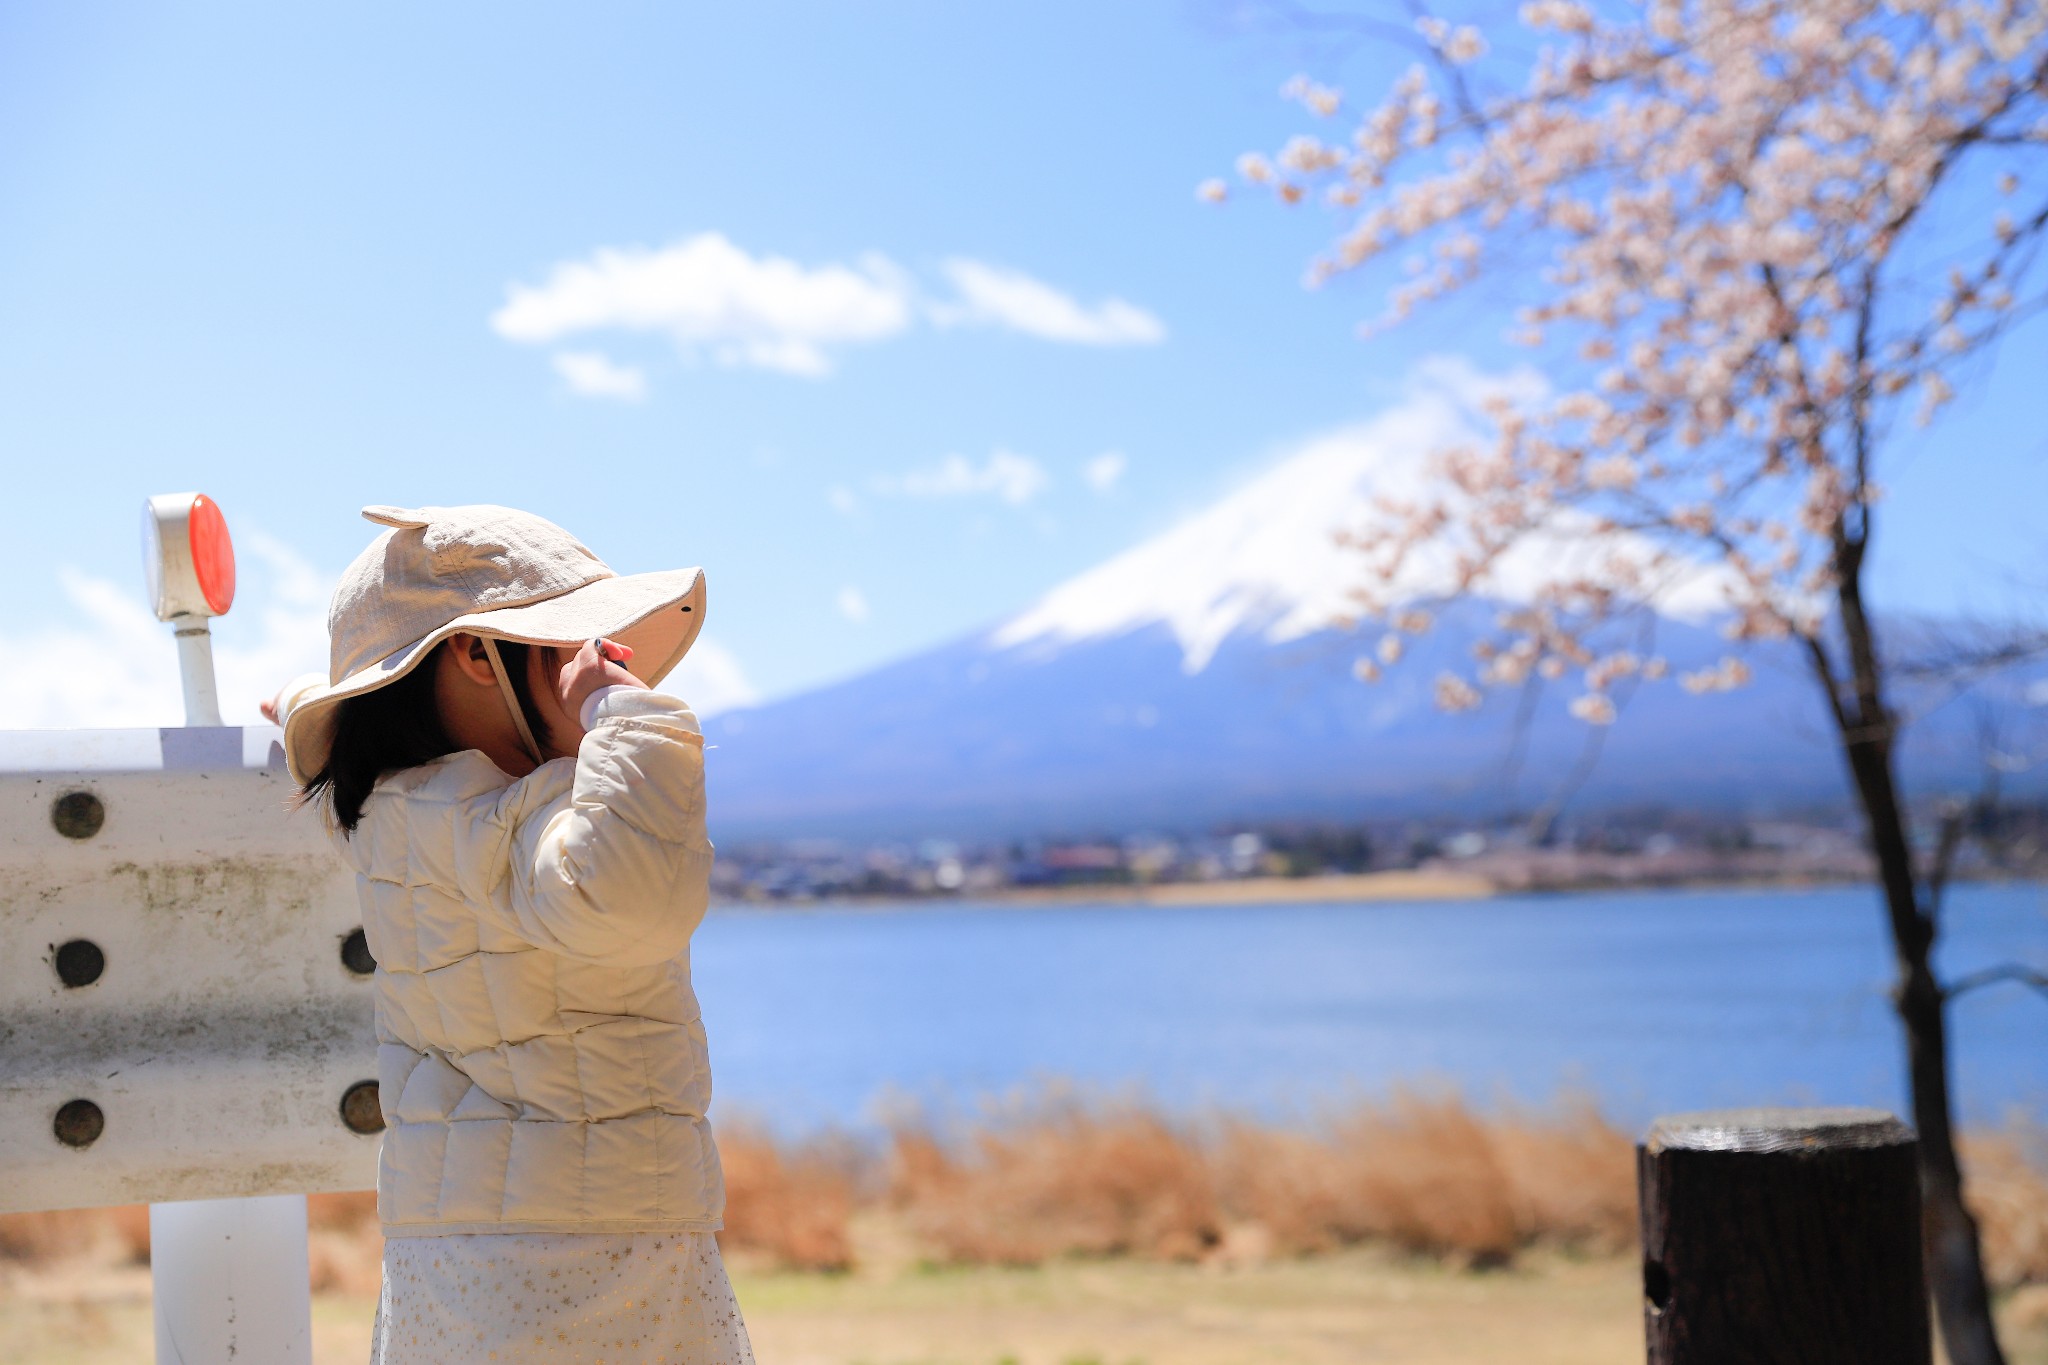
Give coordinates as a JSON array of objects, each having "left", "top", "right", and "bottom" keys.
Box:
[
  {"left": 261, "top": 673, "right": 327, "bottom": 725},
  {"left": 556, "top": 637, "right": 643, "bottom": 721}
]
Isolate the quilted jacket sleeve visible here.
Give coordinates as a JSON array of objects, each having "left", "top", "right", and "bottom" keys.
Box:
[{"left": 506, "top": 689, "right": 714, "bottom": 967}]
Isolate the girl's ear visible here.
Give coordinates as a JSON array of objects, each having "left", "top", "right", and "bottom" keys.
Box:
[{"left": 444, "top": 632, "right": 499, "bottom": 687}]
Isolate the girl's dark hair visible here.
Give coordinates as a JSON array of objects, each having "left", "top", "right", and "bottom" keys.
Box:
[{"left": 302, "top": 639, "right": 551, "bottom": 833}]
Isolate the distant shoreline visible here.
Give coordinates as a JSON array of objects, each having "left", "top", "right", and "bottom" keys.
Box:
[
  {"left": 712, "top": 867, "right": 2046, "bottom": 910},
  {"left": 984, "top": 868, "right": 1497, "bottom": 905},
  {"left": 712, "top": 869, "right": 1497, "bottom": 910},
  {"left": 977, "top": 868, "right": 1914, "bottom": 906}
]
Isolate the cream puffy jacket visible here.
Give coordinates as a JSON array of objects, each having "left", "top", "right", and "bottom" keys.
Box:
[{"left": 333, "top": 689, "right": 724, "bottom": 1238}]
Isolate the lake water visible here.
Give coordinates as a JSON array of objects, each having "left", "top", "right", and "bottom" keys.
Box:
[{"left": 691, "top": 883, "right": 2046, "bottom": 1134}]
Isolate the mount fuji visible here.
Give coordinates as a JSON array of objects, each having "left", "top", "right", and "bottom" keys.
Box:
[{"left": 702, "top": 373, "right": 2033, "bottom": 842}]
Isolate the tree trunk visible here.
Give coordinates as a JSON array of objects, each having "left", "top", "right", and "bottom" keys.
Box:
[{"left": 1826, "top": 580, "right": 2007, "bottom": 1365}]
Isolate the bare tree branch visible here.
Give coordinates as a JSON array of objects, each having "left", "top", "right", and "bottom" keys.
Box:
[{"left": 1945, "top": 962, "right": 2048, "bottom": 1003}]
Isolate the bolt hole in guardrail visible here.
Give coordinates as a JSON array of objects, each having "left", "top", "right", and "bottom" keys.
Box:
[
  {"left": 50, "top": 791, "right": 104, "bottom": 840},
  {"left": 54, "top": 939, "right": 105, "bottom": 988},
  {"left": 340, "top": 1081, "right": 384, "bottom": 1134},
  {"left": 53, "top": 1099, "right": 104, "bottom": 1148},
  {"left": 340, "top": 928, "right": 377, "bottom": 976}
]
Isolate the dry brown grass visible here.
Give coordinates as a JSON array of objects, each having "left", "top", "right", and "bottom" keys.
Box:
[
  {"left": 1, "top": 1093, "right": 2042, "bottom": 1291},
  {"left": 306, "top": 1192, "right": 382, "bottom": 1296},
  {"left": 0, "top": 1206, "right": 146, "bottom": 1266},
  {"left": 716, "top": 1122, "right": 862, "bottom": 1271},
  {"left": 902, "top": 1088, "right": 1631, "bottom": 1270},
  {"left": 883, "top": 1087, "right": 2046, "bottom": 1281},
  {"left": 1493, "top": 1095, "right": 1644, "bottom": 1253},
  {"left": 1965, "top": 1124, "right": 2048, "bottom": 1291},
  {"left": 890, "top": 1097, "right": 1223, "bottom": 1263}
]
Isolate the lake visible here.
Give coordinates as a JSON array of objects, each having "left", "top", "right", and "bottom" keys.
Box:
[{"left": 691, "top": 883, "right": 2046, "bottom": 1134}]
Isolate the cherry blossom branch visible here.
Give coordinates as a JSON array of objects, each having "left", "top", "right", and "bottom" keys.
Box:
[{"left": 1222, "top": 0, "right": 2048, "bottom": 736}]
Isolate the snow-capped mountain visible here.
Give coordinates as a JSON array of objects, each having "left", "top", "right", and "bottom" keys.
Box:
[
  {"left": 702, "top": 378, "right": 2032, "bottom": 841},
  {"left": 991, "top": 364, "right": 1731, "bottom": 675}
]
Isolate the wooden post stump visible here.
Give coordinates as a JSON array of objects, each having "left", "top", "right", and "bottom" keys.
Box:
[{"left": 1637, "top": 1107, "right": 1929, "bottom": 1365}]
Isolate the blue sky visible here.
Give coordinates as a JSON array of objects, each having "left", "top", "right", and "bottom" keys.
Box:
[{"left": 4, "top": 1, "right": 2046, "bottom": 725}]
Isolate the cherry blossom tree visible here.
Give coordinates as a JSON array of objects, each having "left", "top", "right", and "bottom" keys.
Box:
[{"left": 1218, "top": 2, "right": 2048, "bottom": 1358}]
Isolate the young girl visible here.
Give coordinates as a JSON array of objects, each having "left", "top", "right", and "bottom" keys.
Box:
[{"left": 271, "top": 503, "right": 754, "bottom": 1365}]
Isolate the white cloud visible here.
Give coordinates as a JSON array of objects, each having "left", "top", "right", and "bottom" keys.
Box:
[
  {"left": 836, "top": 586, "right": 871, "bottom": 623},
  {"left": 493, "top": 233, "right": 915, "bottom": 378},
  {"left": 826, "top": 485, "right": 862, "bottom": 516},
  {"left": 552, "top": 350, "right": 647, "bottom": 401},
  {"left": 933, "top": 259, "right": 1166, "bottom": 346},
  {"left": 1083, "top": 450, "right": 1128, "bottom": 494},
  {"left": 0, "top": 531, "right": 759, "bottom": 730},
  {"left": 662, "top": 636, "right": 758, "bottom": 716},
  {"left": 493, "top": 235, "right": 1166, "bottom": 383},
  {"left": 875, "top": 450, "right": 1049, "bottom": 506}
]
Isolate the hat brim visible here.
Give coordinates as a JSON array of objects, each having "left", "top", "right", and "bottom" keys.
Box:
[{"left": 282, "top": 567, "right": 706, "bottom": 784}]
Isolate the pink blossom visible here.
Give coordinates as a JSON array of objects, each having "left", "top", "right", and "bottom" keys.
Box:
[
  {"left": 1282, "top": 75, "right": 1343, "bottom": 117},
  {"left": 1679, "top": 658, "right": 1754, "bottom": 694},
  {"left": 1585, "top": 455, "right": 1638, "bottom": 490},
  {"left": 1445, "top": 26, "right": 1489, "bottom": 65},
  {"left": 1435, "top": 673, "right": 1484, "bottom": 711},
  {"left": 1568, "top": 693, "right": 1618, "bottom": 724}
]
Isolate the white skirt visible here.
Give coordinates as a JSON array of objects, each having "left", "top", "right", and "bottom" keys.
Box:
[{"left": 369, "top": 1230, "right": 755, "bottom": 1365}]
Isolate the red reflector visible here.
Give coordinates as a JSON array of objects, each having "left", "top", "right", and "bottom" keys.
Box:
[{"left": 188, "top": 494, "right": 236, "bottom": 616}]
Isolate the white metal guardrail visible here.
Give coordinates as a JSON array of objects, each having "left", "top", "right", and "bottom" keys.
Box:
[
  {"left": 0, "top": 724, "right": 377, "bottom": 1213},
  {"left": 0, "top": 492, "right": 377, "bottom": 1363}
]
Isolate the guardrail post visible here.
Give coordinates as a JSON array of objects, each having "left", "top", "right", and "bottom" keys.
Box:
[
  {"left": 1637, "top": 1106, "right": 1930, "bottom": 1365},
  {"left": 151, "top": 1195, "right": 312, "bottom": 1364}
]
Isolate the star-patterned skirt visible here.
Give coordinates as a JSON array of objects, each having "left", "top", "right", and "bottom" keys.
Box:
[{"left": 368, "top": 1231, "right": 756, "bottom": 1364}]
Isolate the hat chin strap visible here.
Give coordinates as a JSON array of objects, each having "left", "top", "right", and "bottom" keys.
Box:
[{"left": 480, "top": 636, "right": 545, "bottom": 767}]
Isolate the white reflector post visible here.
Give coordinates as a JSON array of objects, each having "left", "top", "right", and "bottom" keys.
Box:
[
  {"left": 142, "top": 493, "right": 237, "bottom": 729},
  {"left": 126, "top": 496, "right": 326, "bottom": 1365},
  {"left": 172, "top": 619, "right": 223, "bottom": 729},
  {"left": 151, "top": 1195, "right": 313, "bottom": 1365}
]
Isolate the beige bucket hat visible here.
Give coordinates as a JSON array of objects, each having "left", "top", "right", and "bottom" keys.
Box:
[{"left": 281, "top": 504, "right": 706, "bottom": 783}]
